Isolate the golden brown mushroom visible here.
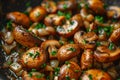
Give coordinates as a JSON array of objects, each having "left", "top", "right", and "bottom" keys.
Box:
[
  {"left": 22, "top": 71, "right": 46, "bottom": 80},
  {"left": 59, "top": 61, "right": 81, "bottom": 80},
  {"left": 29, "top": 6, "right": 47, "bottom": 22},
  {"left": 44, "top": 14, "right": 65, "bottom": 26},
  {"left": 41, "top": 40, "right": 61, "bottom": 59},
  {"left": 41, "top": 0, "right": 57, "bottom": 13},
  {"left": 109, "top": 28, "right": 120, "bottom": 45},
  {"left": 88, "top": 0, "right": 106, "bottom": 15},
  {"left": 13, "top": 26, "right": 42, "bottom": 48},
  {"left": 29, "top": 23, "right": 56, "bottom": 37},
  {"left": 57, "top": 44, "right": 80, "bottom": 62},
  {"left": 94, "top": 45, "right": 120, "bottom": 62},
  {"left": 57, "top": 0, "right": 77, "bottom": 11},
  {"left": 6, "top": 12, "right": 30, "bottom": 28},
  {"left": 74, "top": 31, "right": 98, "bottom": 49},
  {"left": 21, "top": 47, "right": 46, "bottom": 69},
  {"left": 81, "top": 49, "right": 93, "bottom": 70},
  {"left": 81, "top": 69, "right": 112, "bottom": 80}
]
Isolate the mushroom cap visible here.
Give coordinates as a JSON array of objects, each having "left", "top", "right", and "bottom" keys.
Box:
[
  {"left": 59, "top": 61, "right": 81, "bottom": 80},
  {"left": 6, "top": 12, "right": 30, "bottom": 28},
  {"left": 21, "top": 47, "right": 46, "bottom": 69},
  {"left": 13, "top": 26, "right": 42, "bottom": 48},
  {"left": 94, "top": 46, "right": 120, "bottom": 62},
  {"left": 57, "top": 44, "right": 80, "bottom": 62},
  {"left": 81, "top": 69, "right": 112, "bottom": 80}
]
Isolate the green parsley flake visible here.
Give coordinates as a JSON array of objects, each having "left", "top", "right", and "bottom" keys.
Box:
[
  {"left": 31, "top": 69, "right": 37, "bottom": 72},
  {"left": 68, "top": 47, "right": 76, "bottom": 52},
  {"left": 88, "top": 74, "right": 93, "bottom": 80},
  {"left": 95, "top": 16, "right": 104, "bottom": 23},
  {"left": 28, "top": 52, "right": 33, "bottom": 57},
  {"left": 65, "top": 61, "right": 70, "bottom": 65},
  {"left": 35, "top": 23, "right": 46, "bottom": 29},
  {"left": 74, "top": 70, "right": 80, "bottom": 73},
  {"left": 28, "top": 72, "right": 32, "bottom": 77},
  {"left": 33, "top": 51, "right": 40, "bottom": 59},
  {"left": 7, "top": 21, "right": 13, "bottom": 30},
  {"left": 108, "top": 42, "right": 115, "bottom": 50},
  {"left": 41, "top": 63, "right": 47, "bottom": 68},
  {"left": 51, "top": 51, "right": 57, "bottom": 56},
  {"left": 54, "top": 67, "right": 60, "bottom": 76},
  {"left": 65, "top": 75, "right": 70, "bottom": 80},
  {"left": 63, "top": 4, "right": 67, "bottom": 9},
  {"left": 36, "top": 73, "right": 45, "bottom": 78},
  {"left": 69, "top": 40, "right": 74, "bottom": 44},
  {"left": 57, "top": 11, "right": 71, "bottom": 20}
]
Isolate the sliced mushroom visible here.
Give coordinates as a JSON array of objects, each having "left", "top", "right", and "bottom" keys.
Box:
[
  {"left": 109, "top": 28, "right": 120, "bottom": 45},
  {"left": 21, "top": 47, "right": 46, "bottom": 69},
  {"left": 41, "top": 40, "right": 61, "bottom": 59},
  {"left": 57, "top": 44, "right": 80, "bottom": 62},
  {"left": 56, "top": 20, "right": 79, "bottom": 38},
  {"left": 44, "top": 14, "right": 65, "bottom": 26},
  {"left": 107, "top": 6, "right": 120, "bottom": 19},
  {"left": 13, "top": 26, "right": 42, "bottom": 47},
  {"left": 81, "top": 49, "right": 93, "bottom": 70},
  {"left": 81, "top": 69, "right": 112, "bottom": 80},
  {"left": 29, "top": 23, "right": 56, "bottom": 37},
  {"left": 74, "top": 31, "right": 98, "bottom": 49},
  {"left": 6, "top": 12, "right": 30, "bottom": 28},
  {"left": 88, "top": 0, "right": 106, "bottom": 15},
  {"left": 29, "top": 6, "right": 47, "bottom": 22},
  {"left": 59, "top": 61, "right": 81, "bottom": 80},
  {"left": 41, "top": 1, "right": 57, "bottom": 13},
  {"left": 57, "top": 0, "right": 77, "bottom": 11},
  {"left": 22, "top": 71, "right": 46, "bottom": 80},
  {"left": 94, "top": 45, "right": 120, "bottom": 62}
]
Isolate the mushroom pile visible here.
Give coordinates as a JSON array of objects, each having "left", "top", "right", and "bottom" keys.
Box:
[{"left": 1, "top": 0, "right": 120, "bottom": 80}]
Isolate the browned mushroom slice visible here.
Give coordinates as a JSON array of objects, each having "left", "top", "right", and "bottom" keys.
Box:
[
  {"left": 109, "top": 28, "right": 120, "bottom": 45},
  {"left": 21, "top": 47, "right": 46, "bottom": 69},
  {"left": 22, "top": 71, "right": 46, "bottom": 80},
  {"left": 57, "top": 44, "right": 80, "bottom": 62},
  {"left": 94, "top": 45, "right": 120, "bottom": 62},
  {"left": 6, "top": 12, "right": 30, "bottom": 28},
  {"left": 81, "top": 49, "right": 93, "bottom": 70},
  {"left": 29, "top": 23, "right": 56, "bottom": 37},
  {"left": 41, "top": 0, "right": 57, "bottom": 13},
  {"left": 41, "top": 40, "right": 61, "bottom": 59},
  {"left": 74, "top": 31, "right": 98, "bottom": 49},
  {"left": 88, "top": 0, "right": 106, "bottom": 15},
  {"left": 81, "top": 69, "right": 112, "bottom": 80},
  {"left": 44, "top": 14, "right": 65, "bottom": 26},
  {"left": 59, "top": 61, "right": 81, "bottom": 80},
  {"left": 57, "top": 0, "right": 77, "bottom": 11},
  {"left": 107, "top": 6, "right": 120, "bottom": 19},
  {"left": 29, "top": 6, "right": 47, "bottom": 22},
  {"left": 13, "top": 26, "right": 42, "bottom": 48},
  {"left": 57, "top": 20, "right": 79, "bottom": 38}
]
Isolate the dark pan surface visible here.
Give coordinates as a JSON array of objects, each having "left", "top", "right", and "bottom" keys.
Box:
[{"left": 0, "top": 0, "right": 120, "bottom": 80}]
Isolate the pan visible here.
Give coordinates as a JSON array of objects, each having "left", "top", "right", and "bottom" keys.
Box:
[{"left": 0, "top": 0, "right": 120, "bottom": 80}]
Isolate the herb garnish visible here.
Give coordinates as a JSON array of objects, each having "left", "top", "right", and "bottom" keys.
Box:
[
  {"left": 51, "top": 51, "right": 57, "bottom": 56},
  {"left": 68, "top": 47, "right": 76, "bottom": 52},
  {"left": 35, "top": 23, "right": 46, "bottom": 29}
]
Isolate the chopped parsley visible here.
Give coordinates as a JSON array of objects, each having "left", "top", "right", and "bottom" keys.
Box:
[
  {"left": 36, "top": 73, "right": 45, "bottom": 78},
  {"left": 117, "top": 78, "right": 120, "bottom": 80},
  {"left": 41, "top": 63, "right": 47, "bottom": 68},
  {"left": 28, "top": 72, "right": 32, "bottom": 77},
  {"left": 31, "top": 69, "right": 37, "bottom": 72},
  {"left": 95, "top": 16, "right": 104, "bottom": 23},
  {"left": 7, "top": 21, "right": 13, "bottom": 30},
  {"left": 74, "top": 70, "right": 80, "bottom": 73},
  {"left": 28, "top": 52, "right": 34, "bottom": 57},
  {"left": 78, "top": 3, "right": 82, "bottom": 9},
  {"left": 70, "top": 21, "right": 74, "bottom": 25},
  {"left": 26, "top": 2, "right": 31, "bottom": 7},
  {"left": 54, "top": 67, "right": 60, "bottom": 76},
  {"left": 69, "top": 40, "right": 74, "bottom": 44},
  {"left": 68, "top": 47, "right": 76, "bottom": 52},
  {"left": 108, "top": 42, "right": 115, "bottom": 50},
  {"left": 33, "top": 51, "right": 40, "bottom": 59},
  {"left": 63, "top": 4, "right": 67, "bottom": 9},
  {"left": 35, "top": 23, "right": 46, "bottom": 29},
  {"left": 96, "top": 41, "right": 101, "bottom": 46},
  {"left": 59, "top": 40, "right": 64, "bottom": 45},
  {"left": 88, "top": 74, "right": 93, "bottom": 80},
  {"left": 82, "top": 39, "right": 87, "bottom": 44},
  {"left": 65, "top": 75, "right": 70, "bottom": 80},
  {"left": 51, "top": 51, "right": 57, "bottom": 56},
  {"left": 85, "top": 3, "right": 89, "bottom": 9},
  {"left": 57, "top": 11, "right": 72, "bottom": 20},
  {"left": 65, "top": 61, "right": 70, "bottom": 65}
]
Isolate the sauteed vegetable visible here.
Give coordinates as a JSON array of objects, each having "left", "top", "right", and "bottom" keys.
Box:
[{"left": 1, "top": 0, "right": 120, "bottom": 80}]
